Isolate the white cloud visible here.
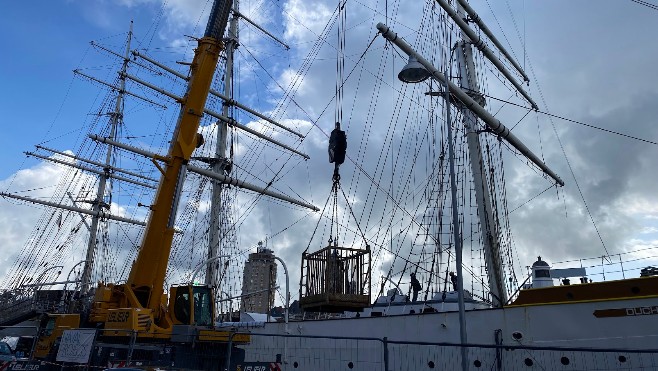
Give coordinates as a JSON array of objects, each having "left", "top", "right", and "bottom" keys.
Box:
[
  {"left": 275, "top": 68, "right": 309, "bottom": 96},
  {"left": 160, "top": 0, "right": 211, "bottom": 34},
  {"left": 283, "top": 0, "right": 333, "bottom": 44},
  {"left": 0, "top": 160, "right": 72, "bottom": 280},
  {"left": 117, "top": 0, "right": 157, "bottom": 7}
]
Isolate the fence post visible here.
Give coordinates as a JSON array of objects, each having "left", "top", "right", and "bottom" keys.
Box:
[
  {"left": 28, "top": 326, "right": 39, "bottom": 361},
  {"left": 224, "top": 332, "right": 235, "bottom": 371},
  {"left": 383, "top": 337, "right": 389, "bottom": 371},
  {"left": 127, "top": 330, "right": 136, "bottom": 365},
  {"left": 494, "top": 329, "right": 502, "bottom": 371},
  {"left": 85, "top": 328, "right": 100, "bottom": 371}
]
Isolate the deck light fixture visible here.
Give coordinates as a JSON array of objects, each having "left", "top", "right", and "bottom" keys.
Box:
[{"left": 398, "top": 55, "right": 430, "bottom": 83}]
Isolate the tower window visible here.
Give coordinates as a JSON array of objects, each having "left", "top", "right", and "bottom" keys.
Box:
[{"left": 535, "top": 269, "right": 550, "bottom": 278}]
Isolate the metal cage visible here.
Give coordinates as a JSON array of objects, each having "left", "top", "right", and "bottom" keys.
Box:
[{"left": 299, "top": 245, "right": 371, "bottom": 312}]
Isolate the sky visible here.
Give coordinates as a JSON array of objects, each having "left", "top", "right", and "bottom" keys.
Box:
[{"left": 2, "top": 0, "right": 658, "bottom": 304}]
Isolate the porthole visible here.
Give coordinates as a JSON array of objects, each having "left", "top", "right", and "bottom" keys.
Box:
[
  {"left": 561, "top": 356, "right": 570, "bottom": 365},
  {"left": 619, "top": 355, "right": 627, "bottom": 363},
  {"left": 512, "top": 331, "right": 523, "bottom": 340},
  {"left": 293, "top": 361, "right": 299, "bottom": 368},
  {"left": 428, "top": 360, "right": 435, "bottom": 368},
  {"left": 473, "top": 359, "right": 482, "bottom": 367},
  {"left": 348, "top": 361, "right": 354, "bottom": 369},
  {"left": 524, "top": 358, "right": 533, "bottom": 366}
]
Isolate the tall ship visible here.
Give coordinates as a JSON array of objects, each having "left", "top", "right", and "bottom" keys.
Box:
[{"left": 1, "top": 0, "right": 658, "bottom": 370}]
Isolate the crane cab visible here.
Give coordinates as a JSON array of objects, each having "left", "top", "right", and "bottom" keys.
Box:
[
  {"left": 169, "top": 284, "right": 214, "bottom": 326},
  {"left": 33, "top": 313, "right": 80, "bottom": 359}
]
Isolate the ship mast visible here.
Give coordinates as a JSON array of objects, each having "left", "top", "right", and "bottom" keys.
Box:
[
  {"left": 454, "top": 41, "right": 505, "bottom": 305},
  {"left": 378, "top": 0, "right": 564, "bottom": 306},
  {"left": 79, "top": 22, "right": 134, "bottom": 296},
  {"left": 205, "top": 0, "right": 239, "bottom": 303},
  {"left": 454, "top": 3, "right": 506, "bottom": 306},
  {"left": 203, "top": 2, "right": 295, "bottom": 312}
]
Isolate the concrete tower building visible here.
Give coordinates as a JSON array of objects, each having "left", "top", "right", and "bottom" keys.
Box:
[{"left": 241, "top": 241, "right": 277, "bottom": 314}]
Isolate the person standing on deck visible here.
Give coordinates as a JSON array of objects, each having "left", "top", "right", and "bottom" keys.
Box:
[
  {"left": 410, "top": 273, "right": 422, "bottom": 302},
  {"left": 449, "top": 272, "right": 459, "bottom": 291}
]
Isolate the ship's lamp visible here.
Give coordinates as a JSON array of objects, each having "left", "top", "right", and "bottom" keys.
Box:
[{"left": 398, "top": 55, "right": 430, "bottom": 83}]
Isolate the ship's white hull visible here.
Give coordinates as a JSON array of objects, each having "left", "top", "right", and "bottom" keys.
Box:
[{"left": 234, "top": 297, "right": 658, "bottom": 370}]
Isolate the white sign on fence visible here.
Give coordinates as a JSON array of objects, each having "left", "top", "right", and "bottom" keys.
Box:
[{"left": 56, "top": 329, "right": 97, "bottom": 363}]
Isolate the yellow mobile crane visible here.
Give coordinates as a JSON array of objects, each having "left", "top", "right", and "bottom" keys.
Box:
[
  {"left": 87, "top": 0, "right": 229, "bottom": 336},
  {"left": 33, "top": 0, "right": 248, "bottom": 366}
]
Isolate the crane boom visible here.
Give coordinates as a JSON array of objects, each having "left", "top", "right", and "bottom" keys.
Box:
[
  {"left": 127, "top": 0, "right": 232, "bottom": 312},
  {"left": 126, "top": 35, "right": 222, "bottom": 311}
]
